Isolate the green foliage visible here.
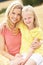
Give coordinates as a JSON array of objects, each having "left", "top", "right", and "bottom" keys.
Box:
[
  {"left": 0, "top": 8, "right": 6, "bottom": 14},
  {"left": 0, "top": 0, "right": 7, "bottom": 2},
  {"left": 22, "top": 0, "right": 43, "bottom": 6}
]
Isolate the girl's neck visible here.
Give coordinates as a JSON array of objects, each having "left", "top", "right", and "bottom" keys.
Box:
[{"left": 27, "top": 24, "right": 34, "bottom": 30}]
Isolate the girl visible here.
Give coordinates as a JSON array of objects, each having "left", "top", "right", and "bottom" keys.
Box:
[{"left": 20, "top": 5, "right": 43, "bottom": 65}]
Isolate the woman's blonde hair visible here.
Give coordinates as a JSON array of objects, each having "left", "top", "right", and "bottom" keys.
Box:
[
  {"left": 0, "top": 1, "right": 23, "bottom": 29},
  {"left": 3, "top": 1, "right": 23, "bottom": 24},
  {"left": 22, "top": 5, "right": 39, "bottom": 27}
]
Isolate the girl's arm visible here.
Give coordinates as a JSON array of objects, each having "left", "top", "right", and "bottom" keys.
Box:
[{"left": 21, "top": 38, "right": 41, "bottom": 65}]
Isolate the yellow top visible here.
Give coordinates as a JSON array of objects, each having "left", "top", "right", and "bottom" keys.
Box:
[{"left": 18, "top": 22, "right": 43, "bottom": 56}]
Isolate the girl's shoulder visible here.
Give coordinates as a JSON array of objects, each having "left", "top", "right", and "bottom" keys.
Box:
[
  {"left": 37, "top": 27, "right": 43, "bottom": 33},
  {"left": 36, "top": 27, "right": 43, "bottom": 39},
  {"left": 32, "top": 27, "right": 43, "bottom": 32}
]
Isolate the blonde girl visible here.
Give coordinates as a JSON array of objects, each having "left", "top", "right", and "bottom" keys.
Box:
[{"left": 20, "top": 5, "right": 43, "bottom": 65}]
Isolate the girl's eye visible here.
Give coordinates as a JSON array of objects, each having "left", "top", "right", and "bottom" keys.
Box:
[
  {"left": 24, "top": 18, "right": 27, "bottom": 20},
  {"left": 28, "top": 17, "right": 31, "bottom": 19}
]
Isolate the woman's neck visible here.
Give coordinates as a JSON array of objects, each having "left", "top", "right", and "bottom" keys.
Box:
[
  {"left": 7, "top": 20, "right": 19, "bottom": 35},
  {"left": 7, "top": 20, "right": 16, "bottom": 30}
]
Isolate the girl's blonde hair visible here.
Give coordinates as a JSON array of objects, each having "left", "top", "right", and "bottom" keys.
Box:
[{"left": 22, "top": 5, "right": 39, "bottom": 27}]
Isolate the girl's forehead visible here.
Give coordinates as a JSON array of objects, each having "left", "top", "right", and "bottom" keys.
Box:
[{"left": 23, "top": 10, "right": 34, "bottom": 16}]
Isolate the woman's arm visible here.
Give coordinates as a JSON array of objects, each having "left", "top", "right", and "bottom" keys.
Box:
[{"left": 0, "top": 34, "right": 14, "bottom": 60}]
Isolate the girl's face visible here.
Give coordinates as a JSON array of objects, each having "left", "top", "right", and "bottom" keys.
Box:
[
  {"left": 8, "top": 6, "right": 22, "bottom": 24},
  {"left": 22, "top": 11, "right": 34, "bottom": 27}
]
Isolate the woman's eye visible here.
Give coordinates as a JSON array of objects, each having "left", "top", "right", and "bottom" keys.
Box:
[
  {"left": 12, "top": 12, "right": 15, "bottom": 14},
  {"left": 18, "top": 14, "right": 21, "bottom": 16}
]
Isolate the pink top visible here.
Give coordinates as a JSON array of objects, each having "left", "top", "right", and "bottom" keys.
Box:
[{"left": 1, "top": 25, "right": 21, "bottom": 56}]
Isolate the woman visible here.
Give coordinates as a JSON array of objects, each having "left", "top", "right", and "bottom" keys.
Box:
[{"left": 0, "top": 1, "right": 23, "bottom": 65}]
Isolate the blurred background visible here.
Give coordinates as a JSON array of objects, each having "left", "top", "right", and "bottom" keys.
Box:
[{"left": 0, "top": 0, "right": 43, "bottom": 29}]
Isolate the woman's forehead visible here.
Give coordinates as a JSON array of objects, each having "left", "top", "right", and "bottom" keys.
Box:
[{"left": 9, "top": 5, "right": 22, "bottom": 12}]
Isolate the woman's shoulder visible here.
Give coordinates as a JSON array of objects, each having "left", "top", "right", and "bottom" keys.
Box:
[{"left": 0, "top": 23, "right": 6, "bottom": 33}]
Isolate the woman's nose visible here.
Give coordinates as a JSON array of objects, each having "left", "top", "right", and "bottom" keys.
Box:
[{"left": 14, "top": 14, "right": 18, "bottom": 18}]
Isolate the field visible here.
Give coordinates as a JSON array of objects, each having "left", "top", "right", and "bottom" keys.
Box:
[
  {"left": 34, "top": 5, "right": 43, "bottom": 29},
  {"left": 0, "top": 1, "right": 13, "bottom": 23},
  {"left": 0, "top": 1, "right": 43, "bottom": 29}
]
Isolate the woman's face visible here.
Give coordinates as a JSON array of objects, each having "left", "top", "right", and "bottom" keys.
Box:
[
  {"left": 8, "top": 6, "right": 22, "bottom": 24},
  {"left": 22, "top": 11, "right": 34, "bottom": 27}
]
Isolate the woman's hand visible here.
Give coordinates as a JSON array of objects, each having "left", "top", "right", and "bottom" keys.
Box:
[
  {"left": 31, "top": 38, "right": 41, "bottom": 50},
  {"left": 10, "top": 54, "right": 23, "bottom": 65}
]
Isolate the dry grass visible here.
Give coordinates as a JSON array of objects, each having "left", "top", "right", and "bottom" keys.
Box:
[
  {"left": 34, "top": 4, "right": 43, "bottom": 29},
  {"left": 0, "top": 1, "right": 43, "bottom": 29},
  {"left": 0, "top": 1, "right": 13, "bottom": 10},
  {"left": 0, "top": 1, "right": 13, "bottom": 23}
]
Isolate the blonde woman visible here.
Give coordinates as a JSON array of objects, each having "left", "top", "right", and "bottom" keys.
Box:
[
  {"left": 0, "top": 1, "right": 23, "bottom": 65},
  {"left": 20, "top": 5, "right": 43, "bottom": 65}
]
